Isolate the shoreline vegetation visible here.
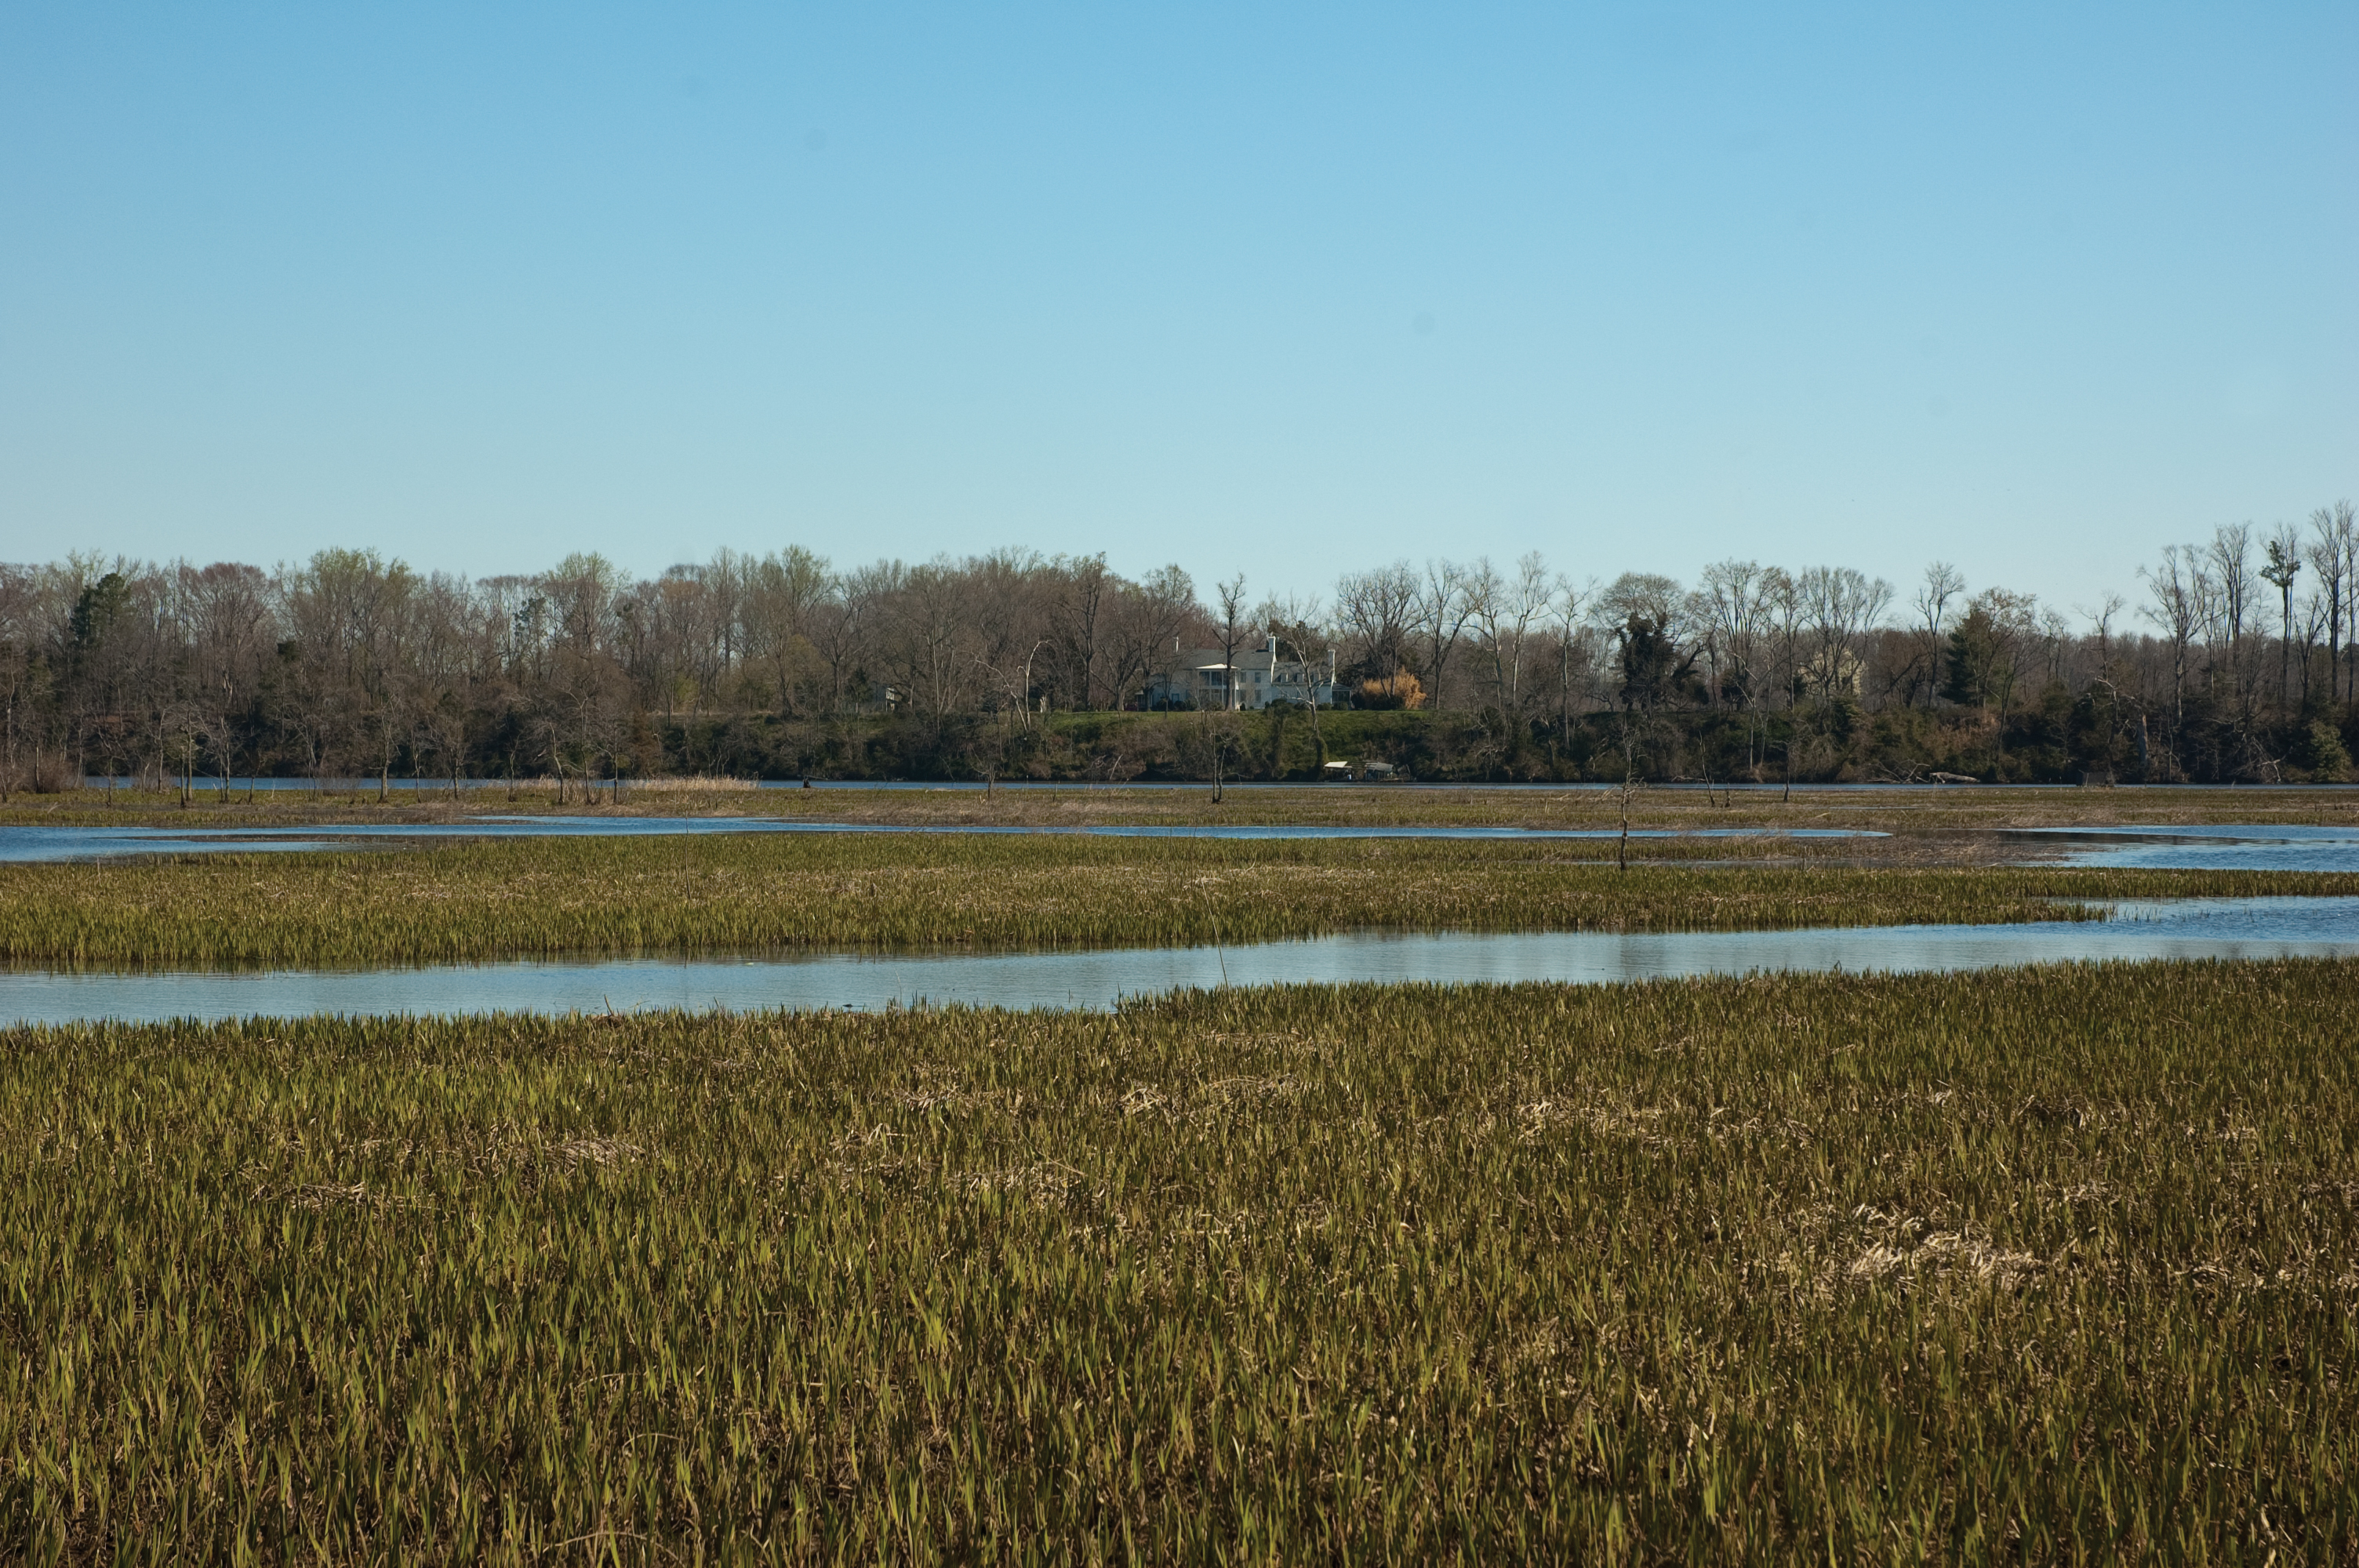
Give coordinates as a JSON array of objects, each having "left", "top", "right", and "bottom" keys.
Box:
[
  {"left": 3, "top": 835, "right": 2355, "bottom": 967},
  {"left": 5, "top": 779, "right": 2359, "bottom": 833},
  {"left": 12, "top": 527, "right": 2359, "bottom": 802},
  {"left": 6, "top": 964, "right": 2354, "bottom": 1557}
]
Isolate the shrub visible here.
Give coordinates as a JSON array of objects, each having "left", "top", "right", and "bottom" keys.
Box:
[
  {"left": 2300, "top": 719, "right": 2353, "bottom": 782},
  {"left": 1355, "top": 670, "right": 1425, "bottom": 710}
]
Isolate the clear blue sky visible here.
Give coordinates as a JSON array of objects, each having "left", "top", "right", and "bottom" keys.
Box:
[{"left": 4, "top": 2, "right": 2353, "bottom": 616}]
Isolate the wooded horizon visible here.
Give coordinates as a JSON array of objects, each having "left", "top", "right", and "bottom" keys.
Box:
[{"left": 6, "top": 503, "right": 2356, "bottom": 792}]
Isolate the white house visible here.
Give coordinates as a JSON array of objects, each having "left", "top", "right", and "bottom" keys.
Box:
[{"left": 1146, "top": 637, "right": 1337, "bottom": 710}]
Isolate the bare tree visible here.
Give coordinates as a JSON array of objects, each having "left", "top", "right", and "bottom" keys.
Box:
[
  {"left": 807, "top": 568, "right": 879, "bottom": 714},
  {"left": 1048, "top": 554, "right": 1113, "bottom": 710},
  {"left": 1463, "top": 559, "right": 1503, "bottom": 704},
  {"left": 2202, "top": 524, "right": 2254, "bottom": 711},
  {"left": 1467, "top": 552, "right": 1551, "bottom": 710},
  {"left": 1103, "top": 564, "right": 1202, "bottom": 710},
  {"left": 874, "top": 559, "right": 973, "bottom": 716},
  {"left": 965, "top": 547, "right": 1052, "bottom": 717},
  {"left": 1795, "top": 565, "right": 1893, "bottom": 703},
  {"left": 2297, "top": 578, "right": 2334, "bottom": 709},
  {"left": 2140, "top": 546, "right": 2201, "bottom": 767},
  {"left": 976, "top": 637, "right": 1052, "bottom": 731},
  {"left": 1696, "top": 561, "right": 1784, "bottom": 775},
  {"left": 1408, "top": 560, "right": 1478, "bottom": 709},
  {"left": 1765, "top": 569, "right": 1805, "bottom": 793},
  {"left": 1695, "top": 560, "right": 1766, "bottom": 710},
  {"left": 179, "top": 561, "right": 271, "bottom": 797},
  {"left": 1547, "top": 575, "right": 1594, "bottom": 742},
  {"left": 2311, "top": 502, "right": 2357, "bottom": 704},
  {"left": 2078, "top": 592, "right": 2134, "bottom": 780},
  {"left": 1260, "top": 602, "right": 1332, "bottom": 770},
  {"left": 1333, "top": 562, "right": 1418, "bottom": 692},
  {"left": 0, "top": 568, "right": 39, "bottom": 800},
  {"left": 1213, "top": 573, "right": 1249, "bottom": 711},
  {"left": 743, "top": 546, "right": 831, "bottom": 716},
  {"left": 274, "top": 548, "right": 422, "bottom": 794},
  {"left": 1913, "top": 562, "right": 1965, "bottom": 707}
]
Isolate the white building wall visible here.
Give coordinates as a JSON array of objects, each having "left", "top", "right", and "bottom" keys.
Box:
[{"left": 1145, "top": 640, "right": 1337, "bottom": 710}]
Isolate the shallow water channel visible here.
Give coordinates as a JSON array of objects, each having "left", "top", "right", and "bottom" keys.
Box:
[
  {"left": 2013, "top": 823, "right": 2359, "bottom": 873},
  {"left": 9, "top": 818, "right": 2359, "bottom": 869},
  {"left": 7, "top": 896, "right": 2355, "bottom": 1028}
]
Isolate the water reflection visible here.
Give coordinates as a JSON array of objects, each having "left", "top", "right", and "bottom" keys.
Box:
[
  {"left": 6, "top": 896, "right": 2354, "bottom": 1028},
  {"left": 2023, "top": 825, "right": 2359, "bottom": 874}
]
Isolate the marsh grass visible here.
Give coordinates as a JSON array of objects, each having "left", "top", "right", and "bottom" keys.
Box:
[
  {"left": 5, "top": 834, "right": 2354, "bottom": 967},
  {"left": 3, "top": 963, "right": 2354, "bottom": 1559},
  {"left": 8, "top": 780, "right": 2359, "bottom": 836}
]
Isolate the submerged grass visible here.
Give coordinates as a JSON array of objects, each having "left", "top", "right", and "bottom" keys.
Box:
[
  {"left": 3, "top": 963, "right": 2355, "bottom": 1559},
  {"left": 4, "top": 833, "right": 2356, "bottom": 967}
]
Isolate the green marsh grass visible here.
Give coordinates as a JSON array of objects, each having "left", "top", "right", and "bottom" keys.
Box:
[
  {"left": 3, "top": 963, "right": 2354, "bottom": 1559},
  {"left": 5, "top": 834, "right": 2356, "bottom": 967}
]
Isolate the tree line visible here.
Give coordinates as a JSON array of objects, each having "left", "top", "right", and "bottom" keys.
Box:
[{"left": 3, "top": 503, "right": 2355, "bottom": 795}]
